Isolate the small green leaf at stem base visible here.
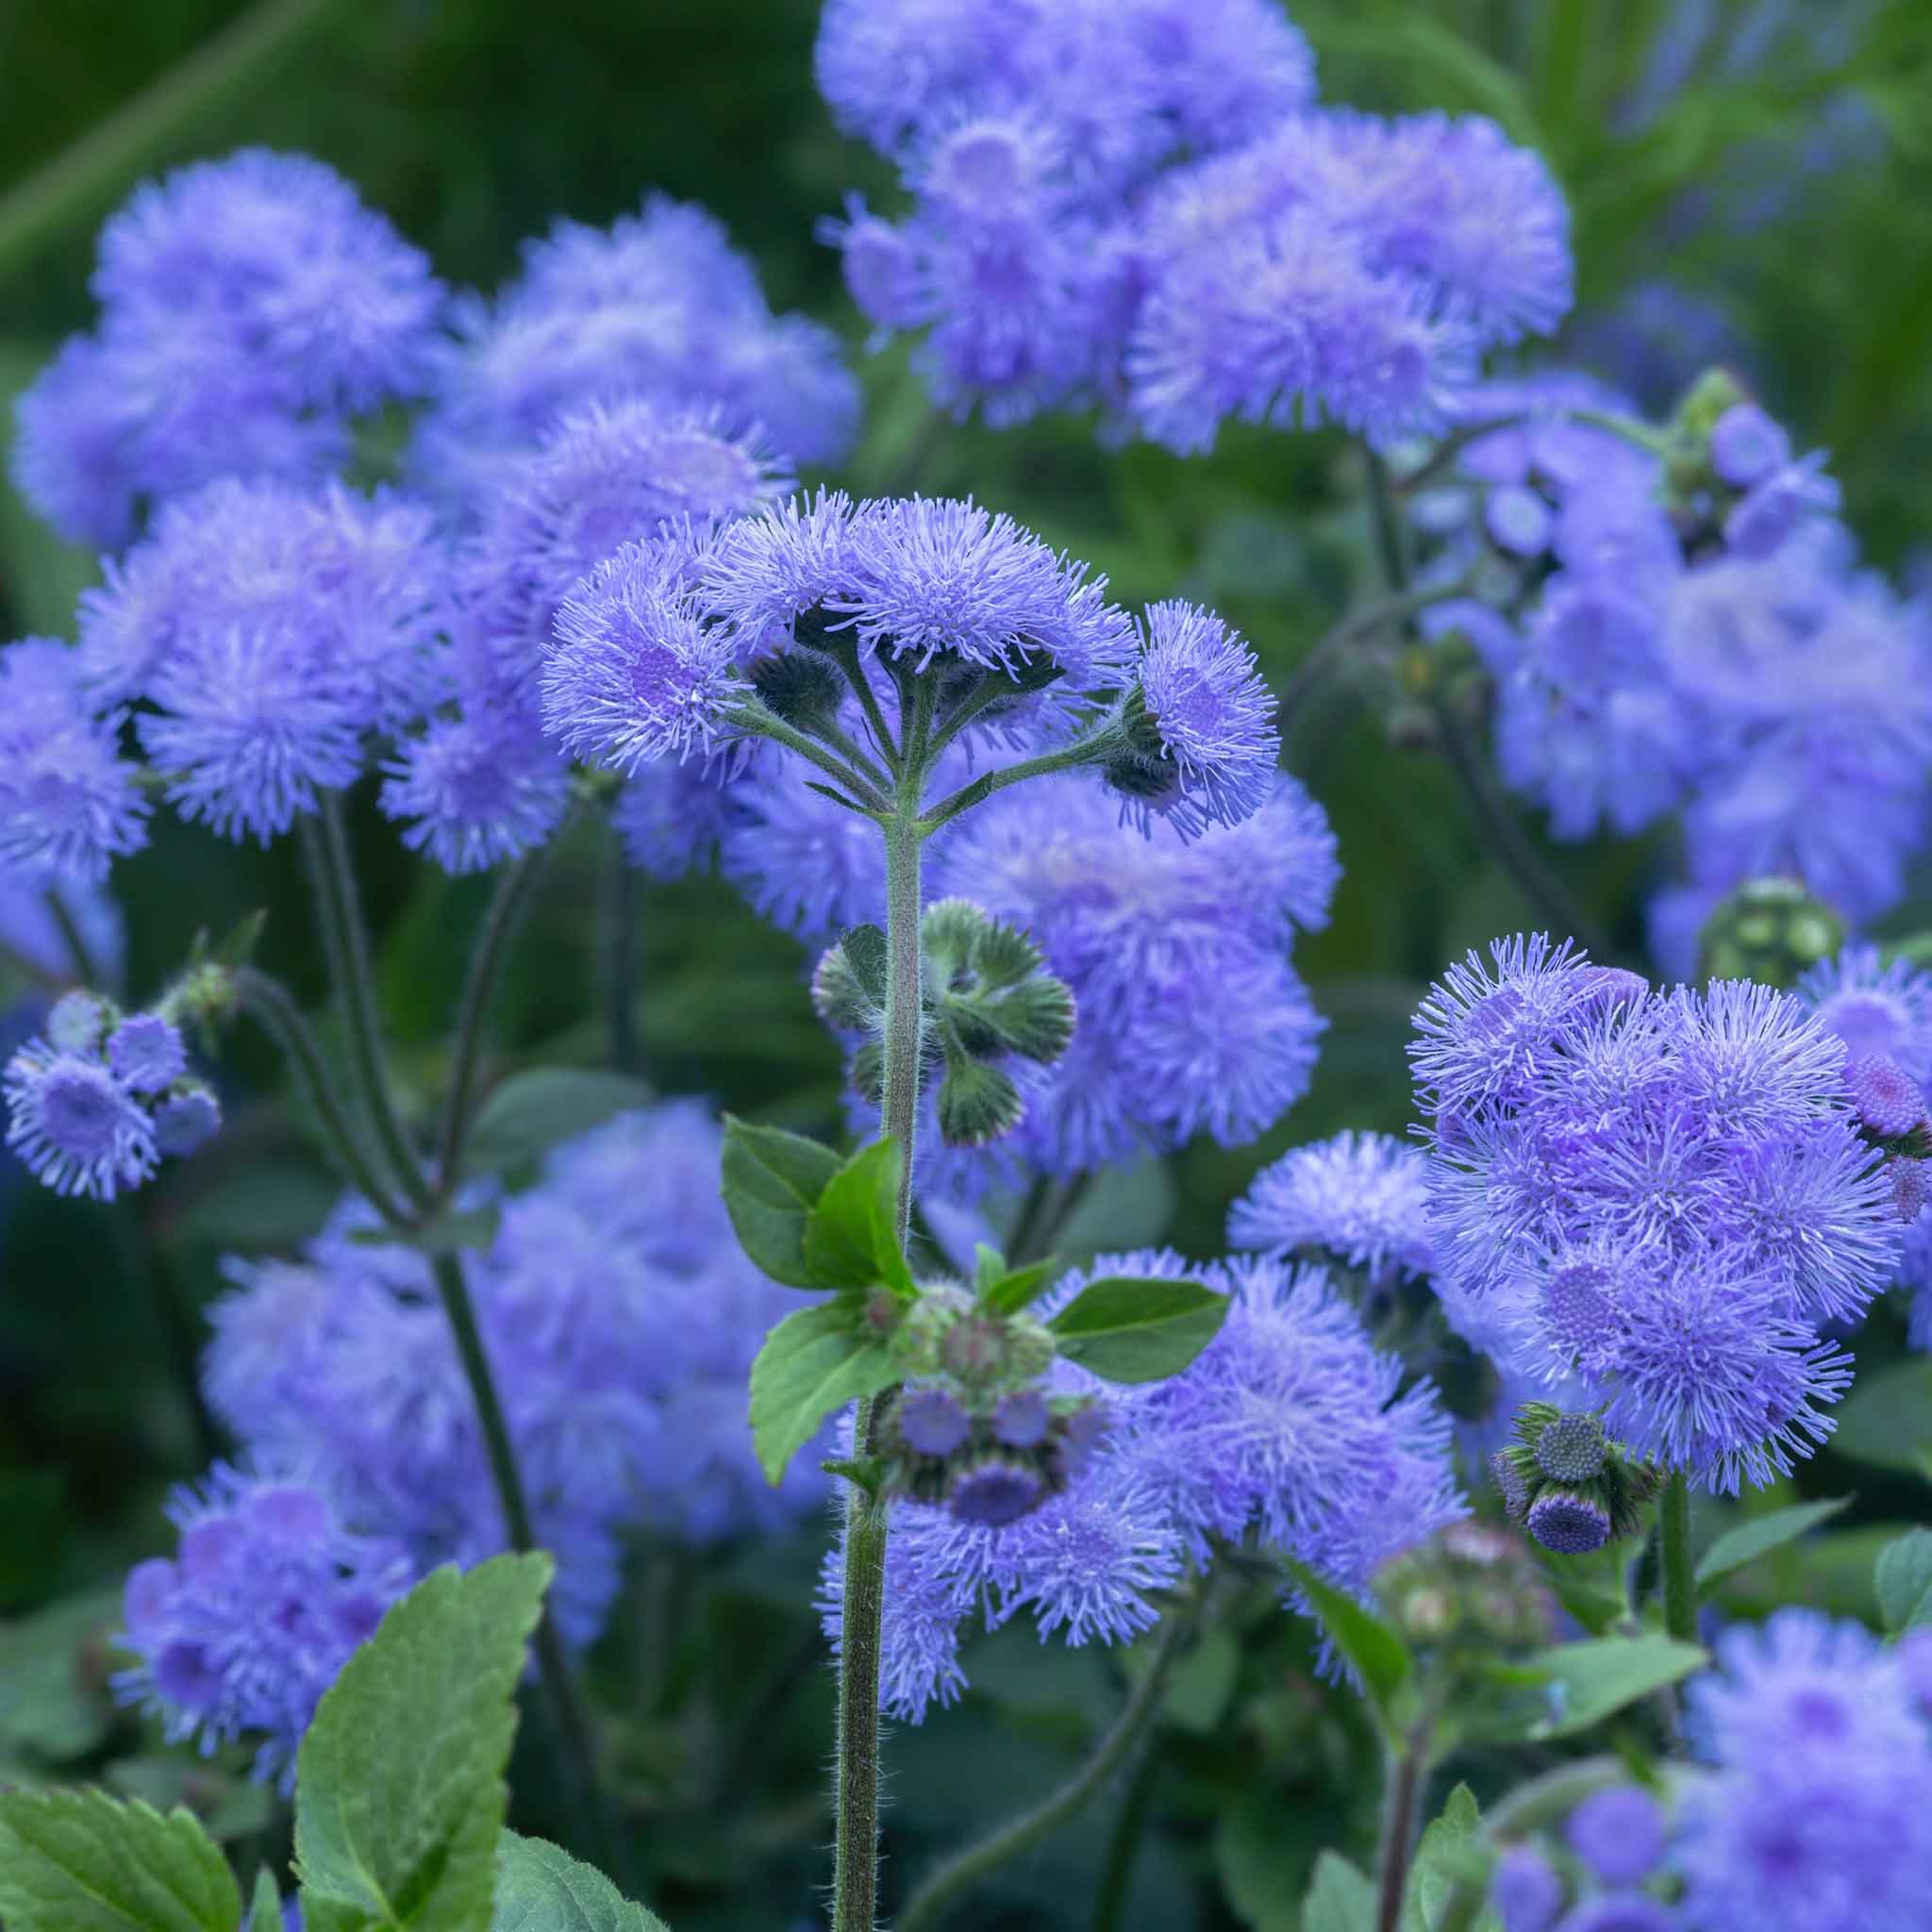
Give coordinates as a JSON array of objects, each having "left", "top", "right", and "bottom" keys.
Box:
[
  {"left": 748, "top": 1300, "right": 899, "bottom": 1484},
  {"left": 295, "top": 1553, "right": 553, "bottom": 1932},
  {"left": 1876, "top": 1527, "right": 1932, "bottom": 1634},
  {"left": 1280, "top": 1559, "right": 1412, "bottom": 1735},
  {"left": 1047, "top": 1275, "right": 1228, "bottom": 1383},
  {"left": 0, "top": 1788, "right": 241, "bottom": 1932},
  {"left": 1300, "top": 1850, "right": 1377, "bottom": 1932},
  {"left": 1404, "top": 1786, "right": 1499, "bottom": 1932},
  {"left": 463, "top": 1070, "right": 655, "bottom": 1180},
  {"left": 1694, "top": 1496, "right": 1853, "bottom": 1596},
  {"left": 979, "top": 1256, "right": 1060, "bottom": 1315},
  {"left": 803, "top": 1138, "right": 914, "bottom": 1296},
  {"left": 719, "top": 1116, "right": 843, "bottom": 1289},
  {"left": 491, "top": 1833, "right": 671, "bottom": 1932}
]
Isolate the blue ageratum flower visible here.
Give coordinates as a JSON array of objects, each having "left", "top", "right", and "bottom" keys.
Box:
[
  {"left": 1413, "top": 938, "right": 1902, "bottom": 1490},
  {"left": 1671, "top": 1610, "right": 1932, "bottom": 1931},
  {"left": 1229, "top": 1131, "right": 1438, "bottom": 1283},
  {"left": 201, "top": 1102, "right": 829, "bottom": 1670},
  {"left": 830, "top": 1246, "right": 1464, "bottom": 1721},
  {"left": 119, "top": 1466, "right": 415, "bottom": 1790},
  {"left": 0, "top": 640, "right": 149, "bottom": 883},
  {"left": 11, "top": 149, "right": 441, "bottom": 550},
  {"left": 410, "top": 194, "right": 857, "bottom": 506}
]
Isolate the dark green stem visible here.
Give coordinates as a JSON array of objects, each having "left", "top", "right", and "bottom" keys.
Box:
[
  {"left": 1431, "top": 1758, "right": 1627, "bottom": 1932},
  {"left": 1089, "top": 1740, "right": 1163, "bottom": 1932},
  {"left": 440, "top": 843, "right": 558, "bottom": 1192},
  {"left": 302, "top": 799, "right": 433, "bottom": 1213},
  {"left": 832, "top": 1454, "right": 889, "bottom": 1932},
  {"left": 1658, "top": 1470, "right": 1697, "bottom": 1643},
  {"left": 1374, "top": 1728, "right": 1431, "bottom": 1932},
  {"left": 233, "top": 966, "right": 404, "bottom": 1216},
  {"left": 0, "top": 0, "right": 350, "bottom": 283},
  {"left": 109, "top": 1203, "right": 224, "bottom": 1468},
  {"left": 895, "top": 1604, "right": 1194, "bottom": 1932},
  {"left": 1364, "top": 449, "right": 1414, "bottom": 591},
  {"left": 428, "top": 1252, "right": 614, "bottom": 1872},
  {"left": 725, "top": 703, "right": 891, "bottom": 813}
]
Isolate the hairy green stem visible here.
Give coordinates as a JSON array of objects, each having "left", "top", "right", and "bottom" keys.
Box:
[
  {"left": 919, "top": 724, "right": 1126, "bottom": 834},
  {"left": 440, "top": 841, "right": 558, "bottom": 1192},
  {"left": 0, "top": 0, "right": 351, "bottom": 283},
  {"left": 1374, "top": 1728, "right": 1430, "bottom": 1932},
  {"left": 896, "top": 1605, "right": 1194, "bottom": 1932},
  {"left": 302, "top": 800, "right": 433, "bottom": 1213},
  {"left": 233, "top": 965, "right": 404, "bottom": 1216},
  {"left": 1658, "top": 1470, "right": 1697, "bottom": 1643},
  {"left": 1431, "top": 1757, "right": 1628, "bottom": 1932},
  {"left": 726, "top": 702, "right": 891, "bottom": 812},
  {"left": 832, "top": 1453, "right": 889, "bottom": 1932}
]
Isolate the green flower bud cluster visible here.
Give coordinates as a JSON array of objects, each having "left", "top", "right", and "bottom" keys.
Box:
[
  {"left": 1694, "top": 875, "right": 1845, "bottom": 991},
  {"left": 814, "top": 901, "right": 1074, "bottom": 1149},
  {"left": 1373, "top": 1522, "right": 1556, "bottom": 1656},
  {"left": 874, "top": 1284, "right": 1104, "bottom": 1525},
  {"left": 1658, "top": 365, "right": 1754, "bottom": 513},
  {"left": 1491, "top": 1404, "right": 1660, "bottom": 1557}
]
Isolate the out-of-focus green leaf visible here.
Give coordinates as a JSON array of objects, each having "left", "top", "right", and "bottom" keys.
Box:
[
  {"left": 1875, "top": 1528, "right": 1932, "bottom": 1635},
  {"left": 1696, "top": 1497, "right": 1854, "bottom": 1594}
]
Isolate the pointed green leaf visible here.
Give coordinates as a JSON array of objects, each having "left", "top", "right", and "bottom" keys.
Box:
[
  {"left": 295, "top": 1554, "right": 553, "bottom": 1932},
  {"left": 1281, "top": 1559, "right": 1412, "bottom": 1729},
  {"left": 748, "top": 1300, "right": 898, "bottom": 1484},
  {"left": 1696, "top": 1496, "right": 1853, "bottom": 1594},
  {"left": 1404, "top": 1785, "right": 1498, "bottom": 1932},
  {"left": 719, "top": 1117, "right": 843, "bottom": 1288},
  {"left": 1875, "top": 1528, "right": 1932, "bottom": 1634},
  {"left": 465, "top": 1070, "right": 656, "bottom": 1178},
  {"left": 1828, "top": 1358, "right": 1932, "bottom": 1475},
  {"left": 980, "top": 1257, "right": 1060, "bottom": 1316},
  {"left": 973, "top": 1243, "right": 1007, "bottom": 1295},
  {"left": 1520, "top": 1635, "right": 1706, "bottom": 1741},
  {"left": 803, "top": 1137, "right": 914, "bottom": 1296},
  {"left": 491, "top": 1834, "right": 671, "bottom": 1932},
  {"left": 1299, "top": 1851, "right": 1376, "bottom": 1932},
  {"left": 0, "top": 1789, "right": 241, "bottom": 1932},
  {"left": 0, "top": 1587, "right": 122, "bottom": 1760},
  {"left": 248, "top": 1867, "right": 281, "bottom": 1932},
  {"left": 1048, "top": 1275, "right": 1228, "bottom": 1383},
  {"left": 214, "top": 908, "right": 270, "bottom": 970}
]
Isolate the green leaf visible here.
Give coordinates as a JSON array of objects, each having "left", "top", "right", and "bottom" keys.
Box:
[
  {"left": 979, "top": 1257, "right": 1060, "bottom": 1315},
  {"left": 249, "top": 1867, "right": 281, "bottom": 1932},
  {"left": 1047, "top": 1275, "right": 1228, "bottom": 1383},
  {"left": 464, "top": 1069, "right": 655, "bottom": 1178},
  {"left": 1829, "top": 1358, "right": 1932, "bottom": 1476},
  {"left": 1404, "top": 1785, "right": 1498, "bottom": 1932},
  {"left": 1520, "top": 1635, "right": 1706, "bottom": 1741},
  {"left": 0, "top": 1588, "right": 122, "bottom": 1761},
  {"left": 1299, "top": 1850, "right": 1376, "bottom": 1932},
  {"left": 747, "top": 1300, "right": 898, "bottom": 1484},
  {"left": 973, "top": 1243, "right": 1006, "bottom": 1294},
  {"left": 1281, "top": 1559, "right": 1411, "bottom": 1728},
  {"left": 1695, "top": 1496, "right": 1853, "bottom": 1595},
  {"left": 719, "top": 1117, "right": 843, "bottom": 1288},
  {"left": 0, "top": 1789, "right": 241, "bottom": 1932},
  {"left": 295, "top": 1553, "right": 553, "bottom": 1932},
  {"left": 1875, "top": 1528, "right": 1932, "bottom": 1634},
  {"left": 803, "top": 1137, "right": 913, "bottom": 1295},
  {"left": 491, "top": 1834, "right": 670, "bottom": 1932}
]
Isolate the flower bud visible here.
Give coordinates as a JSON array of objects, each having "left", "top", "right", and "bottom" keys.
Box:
[
  {"left": 1526, "top": 1488, "right": 1611, "bottom": 1555},
  {"left": 1695, "top": 875, "right": 1845, "bottom": 990},
  {"left": 1534, "top": 1412, "right": 1607, "bottom": 1484},
  {"left": 750, "top": 649, "right": 846, "bottom": 726},
  {"left": 947, "top": 1457, "right": 1045, "bottom": 1526}
]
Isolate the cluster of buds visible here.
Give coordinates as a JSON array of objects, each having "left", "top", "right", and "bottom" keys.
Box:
[
  {"left": 1694, "top": 875, "right": 1844, "bottom": 991},
  {"left": 1837, "top": 1054, "right": 1932, "bottom": 1223},
  {"left": 1657, "top": 367, "right": 1837, "bottom": 556},
  {"left": 1490, "top": 1404, "right": 1661, "bottom": 1557},
  {"left": 869, "top": 1283, "right": 1106, "bottom": 1526},
  {"left": 1374, "top": 1522, "right": 1557, "bottom": 1656},
  {"left": 815, "top": 900, "right": 1074, "bottom": 1149}
]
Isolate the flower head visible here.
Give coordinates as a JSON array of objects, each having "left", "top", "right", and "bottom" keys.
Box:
[
  {"left": 5, "top": 1040, "right": 157, "bottom": 1199},
  {"left": 1229, "top": 1131, "right": 1437, "bottom": 1281},
  {"left": 108, "top": 1014, "right": 187, "bottom": 1094}
]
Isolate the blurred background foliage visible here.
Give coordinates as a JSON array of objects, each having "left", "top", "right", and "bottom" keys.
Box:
[{"left": 2, "top": 2, "right": 1931, "bottom": 1925}]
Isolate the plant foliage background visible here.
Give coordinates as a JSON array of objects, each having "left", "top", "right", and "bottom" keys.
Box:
[{"left": 2, "top": 2, "right": 1931, "bottom": 1927}]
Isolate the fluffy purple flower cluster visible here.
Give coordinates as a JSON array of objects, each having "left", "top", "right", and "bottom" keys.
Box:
[
  {"left": 119, "top": 1467, "right": 413, "bottom": 1790},
  {"left": 124, "top": 1102, "right": 824, "bottom": 1774},
  {"left": 909, "top": 773, "right": 1336, "bottom": 1185},
  {"left": 1229, "top": 1130, "right": 1437, "bottom": 1284},
  {"left": 1413, "top": 937, "right": 1901, "bottom": 1491},
  {"left": 4, "top": 995, "right": 219, "bottom": 1199},
  {"left": 1491, "top": 1786, "right": 1674, "bottom": 1932},
  {"left": 542, "top": 493, "right": 1280, "bottom": 841},
  {"left": 1424, "top": 375, "right": 1930, "bottom": 963},
  {"left": 409, "top": 194, "right": 857, "bottom": 508},
  {"left": 818, "top": 1, "right": 1570, "bottom": 445},
  {"left": 824, "top": 1249, "right": 1463, "bottom": 1721},
  {"left": 1797, "top": 945, "right": 1932, "bottom": 1347},
  {"left": 1671, "top": 1611, "right": 1932, "bottom": 1931},
  {"left": 12, "top": 150, "right": 441, "bottom": 551}
]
